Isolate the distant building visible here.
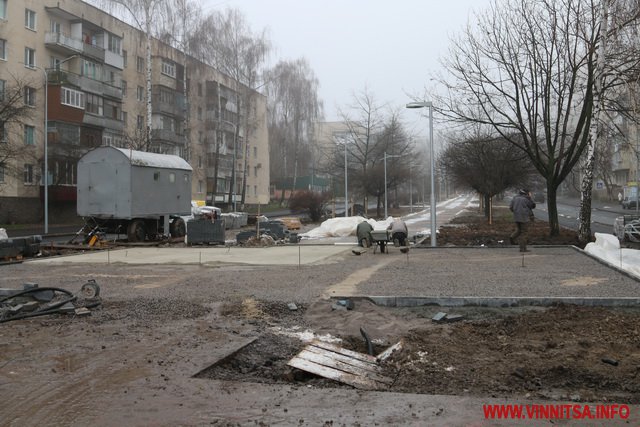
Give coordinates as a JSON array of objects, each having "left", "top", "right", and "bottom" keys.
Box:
[
  {"left": 0, "top": 0, "right": 269, "bottom": 224},
  {"left": 271, "top": 175, "right": 331, "bottom": 200}
]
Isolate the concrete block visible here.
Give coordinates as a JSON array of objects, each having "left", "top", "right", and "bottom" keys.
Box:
[
  {"left": 331, "top": 303, "right": 347, "bottom": 311},
  {"left": 337, "top": 299, "right": 355, "bottom": 310},
  {"left": 445, "top": 314, "right": 464, "bottom": 323},
  {"left": 432, "top": 312, "right": 447, "bottom": 323},
  {"left": 74, "top": 307, "right": 91, "bottom": 316}
]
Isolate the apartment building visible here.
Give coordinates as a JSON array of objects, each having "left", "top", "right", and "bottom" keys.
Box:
[{"left": 0, "top": 0, "right": 269, "bottom": 224}]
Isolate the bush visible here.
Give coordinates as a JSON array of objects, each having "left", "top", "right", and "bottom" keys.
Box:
[{"left": 288, "top": 191, "right": 331, "bottom": 222}]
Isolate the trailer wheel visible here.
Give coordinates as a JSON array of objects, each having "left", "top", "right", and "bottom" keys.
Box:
[
  {"left": 127, "top": 220, "right": 146, "bottom": 242},
  {"left": 170, "top": 218, "right": 186, "bottom": 238}
]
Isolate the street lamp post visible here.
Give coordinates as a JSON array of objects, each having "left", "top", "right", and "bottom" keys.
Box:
[
  {"left": 39, "top": 55, "right": 77, "bottom": 235},
  {"left": 406, "top": 101, "right": 436, "bottom": 247},
  {"left": 344, "top": 140, "right": 348, "bottom": 217},
  {"left": 383, "top": 152, "right": 401, "bottom": 219}
]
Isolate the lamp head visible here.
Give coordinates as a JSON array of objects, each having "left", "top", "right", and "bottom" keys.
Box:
[{"left": 406, "top": 101, "right": 432, "bottom": 109}]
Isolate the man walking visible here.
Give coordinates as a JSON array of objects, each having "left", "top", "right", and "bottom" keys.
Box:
[{"left": 509, "top": 189, "right": 536, "bottom": 252}]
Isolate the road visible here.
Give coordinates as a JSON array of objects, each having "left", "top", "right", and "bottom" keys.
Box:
[{"left": 534, "top": 196, "right": 635, "bottom": 235}]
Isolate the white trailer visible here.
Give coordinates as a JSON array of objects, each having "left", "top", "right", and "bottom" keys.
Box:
[{"left": 77, "top": 147, "right": 192, "bottom": 242}]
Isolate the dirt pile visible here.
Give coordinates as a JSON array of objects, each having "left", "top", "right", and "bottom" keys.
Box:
[{"left": 437, "top": 206, "right": 581, "bottom": 247}]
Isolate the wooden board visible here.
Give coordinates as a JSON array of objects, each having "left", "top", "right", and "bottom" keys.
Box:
[{"left": 287, "top": 340, "right": 393, "bottom": 390}]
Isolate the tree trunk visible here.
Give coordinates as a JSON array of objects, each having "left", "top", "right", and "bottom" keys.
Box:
[
  {"left": 578, "top": 0, "right": 609, "bottom": 245},
  {"left": 546, "top": 185, "right": 560, "bottom": 237},
  {"left": 145, "top": 17, "right": 152, "bottom": 150}
]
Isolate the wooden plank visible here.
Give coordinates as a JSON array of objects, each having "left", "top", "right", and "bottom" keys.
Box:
[
  {"left": 309, "top": 340, "right": 378, "bottom": 363},
  {"left": 296, "top": 349, "right": 393, "bottom": 385},
  {"left": 304, "top": 346, "right": 384, "bottom": 375},
  {"left": 376, "top": 341, "right": 403, "bottom": 362},
  {"left": 287, "top": 357, "right": 387, "bottom": 390}
]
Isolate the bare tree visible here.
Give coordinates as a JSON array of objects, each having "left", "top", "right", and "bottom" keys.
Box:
[
  {"left": 0, "top": 75, "right": 38, "bottom": 188},
  {"left": 326, "top": 89, "right": 413, "bottom": 217},
  {"left": 363, "top": 112, "right": 413, "bottom": 217},
  {"left": 578, "top": 0, "right": 640, "bottom": 242},
  {"left": 190, "top": 8, "right": 271, "bottom": 208},
  {"left": 440, "top": 134, "right": 536, "bottom": 220},
  {"left": 436, "top": 0, "right": 601, "bottom": 236},
  {"left": 264, "top": 58, "right": 323, "bottom": 205},
  {"left": 89, "top": 0, "right": 167, "bottom": 148}
]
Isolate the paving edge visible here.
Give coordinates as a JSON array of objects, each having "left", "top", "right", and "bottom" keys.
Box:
[
  {"left": 570, "top": 244, "right": 640, "bottom": 282},
  {"left": 331, "top": 295, "right": 640, "bottom": 307}
]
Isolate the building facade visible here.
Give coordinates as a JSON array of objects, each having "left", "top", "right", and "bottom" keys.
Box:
[{"left": 0, "top": 0, "right": 269, "bottom": 224}]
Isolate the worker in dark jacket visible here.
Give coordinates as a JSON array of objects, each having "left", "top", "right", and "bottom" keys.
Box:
[
  {"left": 509, "top": 189, "right": 536, "bottom": 252},
  {"left": 356, "top": 221, "right": 374, "bottom": 247}
]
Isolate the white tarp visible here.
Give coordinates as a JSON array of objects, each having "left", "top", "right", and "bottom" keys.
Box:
[
  {"left": 0, "top": 228, "right": 7, "bottom": 240},
  {"left": 301, "top": 216, "right": 395, "bottom": 239},
  {"left": 584, "top": 233, "right": 640, "bottom": 278}
]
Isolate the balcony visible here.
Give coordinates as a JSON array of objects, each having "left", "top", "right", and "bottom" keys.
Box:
[
  {"left": 83, "top": 42, "right": 105, "bottom": 62},
  {"left": 83, "top": 113, "right": 124, "bottom": 132},
  {"left": 151, "top": 129, "right": 186, "bottom": 145},
  {"left": 152, "top": 94, "right": 186, "bottom": 118},
  {"left": 45, "top": 32, "right": 83, "bottom": 55},
  {"left": 105, "top": 50, "right": 124, "bottom": 70},
  {"left": 47, "top": 70, "right": 122, "bottom": 100}
]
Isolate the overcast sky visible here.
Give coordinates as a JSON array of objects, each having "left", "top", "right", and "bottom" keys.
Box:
[{"left": 201, "top": 0, "right": 492, "bottom": 135}]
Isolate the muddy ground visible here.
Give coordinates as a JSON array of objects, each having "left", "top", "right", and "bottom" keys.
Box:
[{"left": 1, "top": 207, "right": 640, "bottom": 425}]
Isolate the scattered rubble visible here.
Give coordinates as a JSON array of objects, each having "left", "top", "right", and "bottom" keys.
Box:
[{"left": 0, "top": 281, "right": 102, "bottom": 323}]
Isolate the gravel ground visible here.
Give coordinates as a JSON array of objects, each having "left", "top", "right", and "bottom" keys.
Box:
[{"left": 2, "top": 211, "right": 640, "bottom": 426}]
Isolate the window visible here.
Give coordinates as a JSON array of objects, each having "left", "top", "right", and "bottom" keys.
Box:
[
  {"left": 50, "top": 19, "right": 61, "bottom": 33},
  {"left": 82, "top": 60, "right": 100, "bottom": 80},
  {"left": 25, "top": 9, "right": 36, "bottom": 30},
  {"left": 253, "top": 146, "right": 257, "bottom": 157},
  {"left": 159, "top": 87, "right": 173, "bottom": 103},
  {"left": 23, "top": 164, "right": 34, "bottom": 184},
  {"left": 104, "top": 99, "right": 120, "bottom": 120},
  {"left": 85, "top": 93, "right": 103, "bottom": 115},
  {"left": 61, "top": 87, "right": 85, "bottom": 109},
  {"left": 24, "top": 125, "right": 35, "bottom": 145},
  {"left": 121, "top": 80, "right": 127, "bottom": 96},
  {"left": 24, "top": 48, "right": 36, "bottom": 68},
  {"left": 198, "top": 83, "right": 202, "bottom": 96},
  {"left": 137, "top": 115, "right": 144, "bottom": 129},
  {"left": 24, "top": 86, "right": 36, "bottom": 106},
  {"left": 0, "top": 79, "right": 4, "bottom": 100},
  {"left": 0, "top": 121, "right": 5, "bottom": 142},
  {"left": 0, "top": 163, "right": 4, "bottom": 183},
  {"left": 0, "top": 0, "right": 6, "bottom": 20},
  {"left": 136, "top": 56, "right": 144, "bottom": 73},
  {"left": 254, "top": 166, "right": 257, "bottom": 177},
  {"left": 122, "top": 50, "right": 127, "bottom": 67},
  {"left": 169, "top": 172, "right": 175, "bottom": 183},
  {"left": 0, "top": 39, "right": 6, "bottom": 60},
  {"left": 136, "top": 86, "right": 144, "bottom": 101},
  {"left": 161, "top": 115, "right": 175, "bottom": 131},
  {"left": 161, "top": 60, "right": 175, "bottom": 78},
  {"left": 122, "top": 111, "right": 128, "bottom": 125},
  {"left": 198, "top": 156, "right": 202, "bottom": 168},
  {"left": 107, "top": 34, "right": 121, "bottom": 54},
  {"left": 153, "top": 172, "right": 160, "bottom": 181},
  {"left": 197, "top": 107, "right": 202, "bottom": 120},
  {"left": 198, "top": 180, "right": 203, "bottom": 193}
]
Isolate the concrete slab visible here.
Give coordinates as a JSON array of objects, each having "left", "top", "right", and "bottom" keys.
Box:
[{"left": 28, "top": 245, "right": 351, "bottom": 266}]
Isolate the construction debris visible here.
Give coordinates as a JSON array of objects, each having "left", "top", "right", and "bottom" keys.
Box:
[
  {"left": 0, "top": 281, "right": 102, "bottom": 323},
  {"left": 376, "top": 341, "right": 404, "bottom": 362},
  {"left": 432, "top": 312, "right": 465, "bottom": 323},
  {"left": 287, "top": 340, "right": 394, "bottom": 390}
]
